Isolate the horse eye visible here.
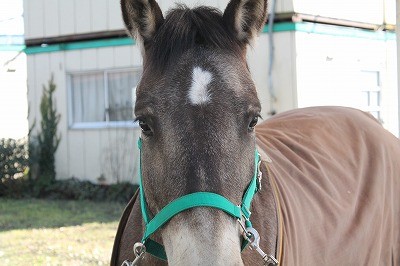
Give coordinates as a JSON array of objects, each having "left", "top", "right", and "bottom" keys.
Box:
[
  {"left": 248, "top": 116, "right": 259, "bottom": 131},
  {"left": 138, "top": 120, "right": 153, "bottom": 136}
]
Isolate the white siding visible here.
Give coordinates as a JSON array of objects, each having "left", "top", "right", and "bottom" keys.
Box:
[
  {"left": 271, "top": 32, "right": 298, "bottom": 113},
  {"left": 295, "top": 32, "right": 398, "bottom": 135},
  {"left": 108, "top": 0, "right": 124, "bottom": 30},
  {"left": 75, "top": 0, "right": 92, "bottom": 34},
  {"left": 65, "top": 50, "right": 81, "bottom": 72},
  {"left": 164, "top": 0, "right": 394, "bottom": 25},
  {"left": 68, "top": 131, "right": 86, "bottom": 179},
  {"left": 99, "top": 128, "right": 138, "bottom": 184},
  {"left": 58, "top": 1, "right": 75, "bottom": 36},
  {"left": 248, "top": 34, "right": 271, "bottom": 119},
  {"left": 43, "top": 0, "right": 59, "bottom": 37},
  {"left": 275, "top": 0, "right": 294, "bottom": 13},
  {"left": 158, "top": 0, "right": 292, "bottom": 13},
  {"left": 23, "top": 0, "right": 29, "bottom": 37},
  {"left": 26, "top": 45, "right": 143, "bottom": 184},
  {"left": 24, "top": 0, "right": 395, "bottom": 40},
  {"left": 294, "top": 0, "right": 380, "bottom": 24},
  {"left": 248, "top": 32, "right": 298, "bottom": 119},
  {"left": 292, "top": 0, "right": 395, "bottom": 25},
  {"left": 91, "top": 0, "right": 108, "bottom": 32},
  {"left": 24, "top": 0, "right": 44, "bottom": 39},
  {"left": 247, "top": 29, "right": 398, "bottom": 137},
  {"left": 158, "top": 0, "right": 226, "bottom": 11},
  {"left": 97, "top": 47, "right": 114, "bottom": 69},
  {"left": 83, "top": 131, "right": 102, "bottom": 181},
  {"left": 114, "top": 46, "right": 134, "bottom": 67},
  {"left": 81, "top": 48, "right": 98, "bottom": 70},
  {"left": 23, "top": 0, "right": 125, "bottom": 39},
  {"left": 385, "top": 0, "right": 397, "bottom": 24}
]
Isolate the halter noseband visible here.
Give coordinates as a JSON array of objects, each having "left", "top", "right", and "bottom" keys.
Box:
[{"left": 134, "top": 138, "right": 276, "bottom": 264}]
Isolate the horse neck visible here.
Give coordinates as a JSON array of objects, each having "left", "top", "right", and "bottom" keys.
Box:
[{"left": 243, "top": 162, "right": 279, "bottom": 264}]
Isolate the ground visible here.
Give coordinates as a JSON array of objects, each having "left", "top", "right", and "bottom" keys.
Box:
[{"left": 0, "top": 198, "right": 125, "bottom": 265}]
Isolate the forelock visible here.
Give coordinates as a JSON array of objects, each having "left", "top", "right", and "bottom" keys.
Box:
[{"left": 145, "top": 5, "right": 245, "bottom": 71}]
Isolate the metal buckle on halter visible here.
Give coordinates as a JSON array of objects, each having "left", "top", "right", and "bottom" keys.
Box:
[
  {"left": 245, "top": 227, "right": 279, "bottom": 266},
  {"left": 121, "top": 242, "right": 146, "bottom": 266},
  {"left": 238, "top": 220, "right": 279, "bottom": 266},
  {"left": 256, "top": 156, "right": 263, "bottom": 191}
]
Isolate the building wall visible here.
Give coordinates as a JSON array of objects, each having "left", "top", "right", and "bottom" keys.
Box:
[
  {"left": 27, "top": 45, "right": 143, "bottom": 184},
  {"left": 292, "top": 0, "right": 395, "bottom": 25},
  {"left": 0, "top": 51, "right": 28, "bottom": 139},
  {"left": 295, "top": 30, "right": 398, "bottom": 135},
  {"left": 23, "top": 0, "right": 239, "bottom": 39},
  {"left": 23, "top": 0, "right": 297, "bottom": 40},
  {"left": 248, "top": 31, "right": 298, "bottom": 117},
  {"left": 24, "top": 0, "right": 397, "bottom": 37},
  {"left": 24, "top": 0, "right": 123, "bottom": 39}
]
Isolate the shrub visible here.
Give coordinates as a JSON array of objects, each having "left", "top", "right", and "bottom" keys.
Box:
[
  {"left": 30, "top": 75, "right": 61, "bottom": 196},
  {"left": 43, "top": 178, "right": 138, "bottom": 203},
  {"left": 0, "top": 138, "right": 29, "bottom": 197},
  {"left": 0, "top": 138, "right": 28, "bottom": 179},
  {"left": 38, "top": 75, "right": 61, "bottom": 180}
]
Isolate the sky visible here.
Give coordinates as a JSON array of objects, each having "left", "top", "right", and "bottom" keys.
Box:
[
  {"left": 0, "top": 0, "right": 24, "bottom": 35},
  {"left": 0, "top": 0, "right": 27, "bottom": 139}
]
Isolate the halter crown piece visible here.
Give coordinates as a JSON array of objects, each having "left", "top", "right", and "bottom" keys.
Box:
[{"left": 129, "top": 138, "right": 278, "bottom": 265}]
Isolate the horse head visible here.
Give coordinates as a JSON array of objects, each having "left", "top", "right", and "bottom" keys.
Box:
[{"left": 121, "top": 0, "right": 268, "bottom": 264}]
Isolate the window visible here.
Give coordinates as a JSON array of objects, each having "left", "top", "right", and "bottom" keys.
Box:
[
  {"left": 68, "top": 68, "right": 142, "bottom": 128},
  {"left": 360, "top": 71, "right": 381, "bottom": 121}
]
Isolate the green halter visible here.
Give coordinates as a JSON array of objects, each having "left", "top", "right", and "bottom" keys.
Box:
[{"left": 137, "top": 138, "right": 261, "bottom": 260}]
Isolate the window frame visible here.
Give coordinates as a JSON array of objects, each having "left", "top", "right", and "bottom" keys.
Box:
[
  {"left": 67, "top": 67, "right": 141, "bottom": 129},
  {"left": 359, "top": 70, "right": 382, "bottom": 121}
]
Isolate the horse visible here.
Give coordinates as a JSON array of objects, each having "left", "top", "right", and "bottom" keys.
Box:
[{"left": 111, "top": 0, "right": 400, "bottom": 265}]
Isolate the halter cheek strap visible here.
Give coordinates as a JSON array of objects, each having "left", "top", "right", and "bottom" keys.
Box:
[{"left": 137, "top": 138, "right": 261, "bottom": 261}]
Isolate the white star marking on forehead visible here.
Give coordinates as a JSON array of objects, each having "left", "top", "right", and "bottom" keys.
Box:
[{"left": 188, "top": 67, "right": 212, "bottom": 105}]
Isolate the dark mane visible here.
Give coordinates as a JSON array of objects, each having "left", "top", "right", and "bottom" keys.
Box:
[{"left": 147, "top": 5, "right": 244, "bottom": 70}]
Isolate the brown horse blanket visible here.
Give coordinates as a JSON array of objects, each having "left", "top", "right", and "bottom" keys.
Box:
[
  {"left": 256, "top": 106, "right": 400, "bottom": 265},
  {"left": 112, "top": 106, "right": 400, "bottom": 265}
]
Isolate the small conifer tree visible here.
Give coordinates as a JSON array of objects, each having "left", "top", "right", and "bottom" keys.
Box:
[{"left": 34, "top": 75, "right": 61, "bottom": 191}]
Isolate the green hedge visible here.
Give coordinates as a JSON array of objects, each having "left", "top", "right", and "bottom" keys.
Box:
[
  {"left": 0, "top": 138, "right": 29, "bottom": 197},
  {"left": 1, "top": 176, "right": 138, "bottom": 203},
  {"left": 44, "top": 178, "right": 138, "bottom": 202},
  {"left": 0, "top": 138, "right": 137, "bottom": 202},
  {"left": 0, "top": 138, "right": 28, "bottom": 180}
]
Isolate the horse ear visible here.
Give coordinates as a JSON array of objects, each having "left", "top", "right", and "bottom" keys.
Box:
[
  {"left": 223, "top": 0, "right": 268, "bottom": 43},
  {"left": 120, "top": 0, "right": 164, "bottom": 47}
]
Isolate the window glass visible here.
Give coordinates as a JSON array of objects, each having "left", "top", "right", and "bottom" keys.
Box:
[
  {"left": 71, "top": 72, "right": 105, "bottom": 123},
  {"left": 69, "top": 68, "right": 141, "bottom": 127},
  {"left": 108, "top": 70, "right": 141, "bottom": 121}
]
